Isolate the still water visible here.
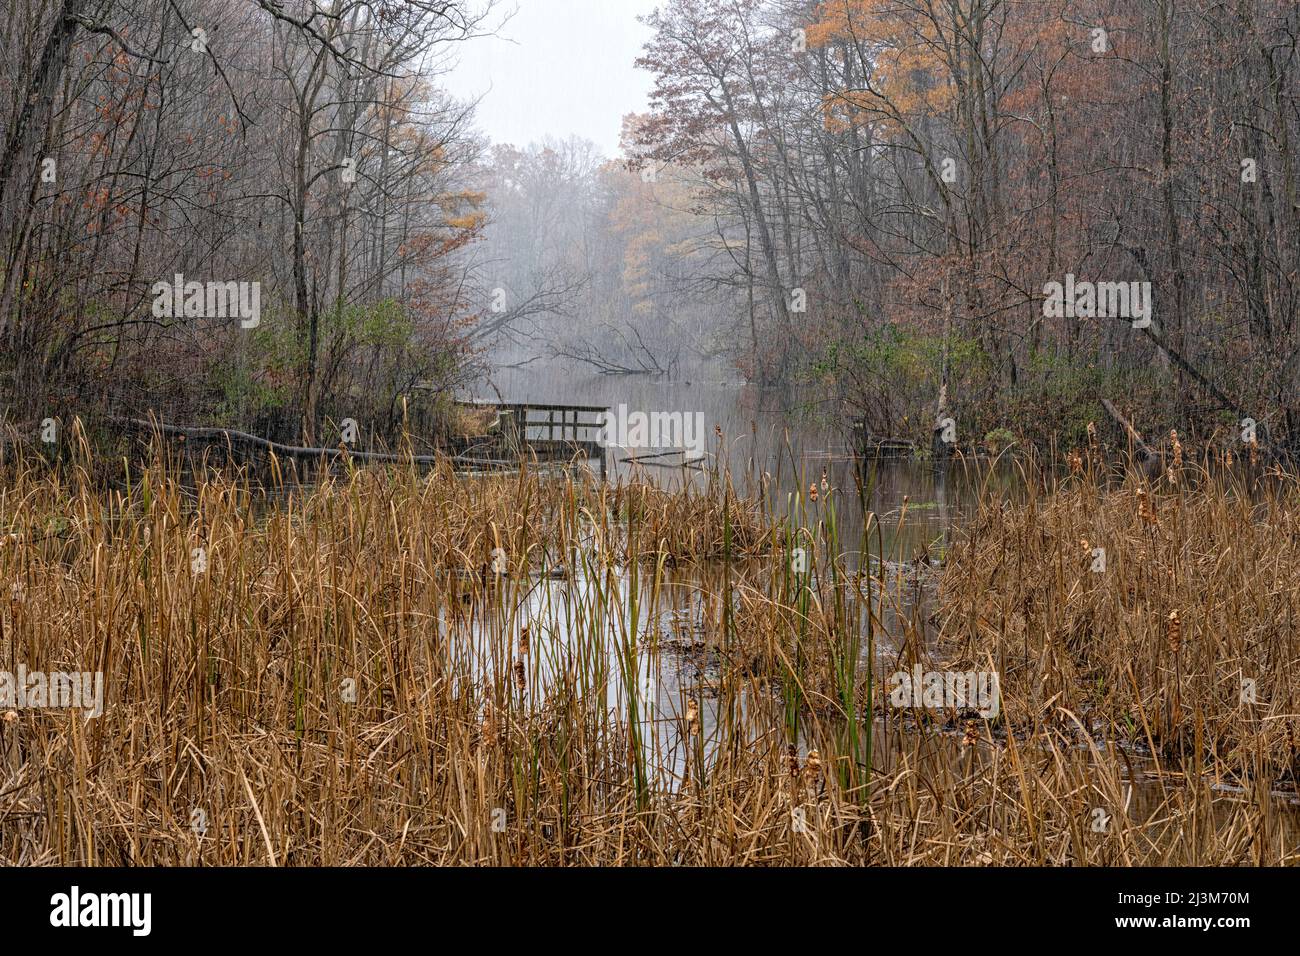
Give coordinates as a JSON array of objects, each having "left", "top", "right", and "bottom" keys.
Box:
[
  {"left": 461, "top": 359, "right": 996, "bottom": 774},
  {"left": 461, "top": 359, "right": 1300, "bottom": 832},
  {"left": 473, "top": 357, "right": 1004, "bottom": 556}
]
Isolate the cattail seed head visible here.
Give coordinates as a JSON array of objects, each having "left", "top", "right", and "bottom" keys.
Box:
[
  {"left": 1137, "top": 488, "right": 1157, "bottom": 525},
  {"left": 803, "top": 749, "right": 822, "bottom": 782},
  {"left": 1166, "top": 610, "right": 1182, "bottom": 654}
]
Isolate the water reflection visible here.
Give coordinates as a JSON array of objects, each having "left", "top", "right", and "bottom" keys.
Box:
[{"left": 457, "top": 359, "right": 1300, "bottom": 831}]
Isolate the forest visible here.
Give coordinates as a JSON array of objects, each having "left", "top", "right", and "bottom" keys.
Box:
[{"left": 3, "top": 0, "right": 1297, "bottom": 454}]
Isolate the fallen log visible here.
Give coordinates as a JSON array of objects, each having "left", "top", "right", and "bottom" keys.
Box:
[
  {"left": 625, "top": 458, "right": 706, "bottom": 472},
  {"left": 619, "top": 449, "right": 698, "bottom": 463},
  {"left": 1099, "top": 399, "right": 1162, "bottom": 475},
  {"left": 110, "top": 417, "right": 522, "bottom": 469}
]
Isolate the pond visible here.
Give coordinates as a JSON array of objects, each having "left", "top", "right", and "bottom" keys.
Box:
[{"left": 461, "top": 357, "right": 1300, "bottom": 842}]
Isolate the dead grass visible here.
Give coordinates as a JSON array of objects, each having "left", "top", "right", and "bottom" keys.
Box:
[
  {"left": 0, "top": 432, "right": 1293, "bottom": 865},
  {"left": 939, "top": 456, "right": 1300, "bottom": 793}
]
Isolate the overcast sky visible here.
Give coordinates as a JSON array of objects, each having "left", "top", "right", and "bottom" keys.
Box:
[{"left": 446, "top": 0, "right": 663, "bottom": 158}]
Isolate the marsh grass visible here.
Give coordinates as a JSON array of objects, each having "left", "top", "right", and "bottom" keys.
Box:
[
  {"left": 939, "top": 452, "right": 1300, "bottom": 799},
  {"left": 0, "top": 426, "right": 1293, "bottom": 864}
]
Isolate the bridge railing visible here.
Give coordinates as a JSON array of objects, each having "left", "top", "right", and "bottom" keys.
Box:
[{"left": 453, "top": 401, "right": 608, "bottom": 476}]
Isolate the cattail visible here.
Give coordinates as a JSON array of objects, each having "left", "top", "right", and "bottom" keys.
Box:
[
  {"left": 518, "top": 625, "right": 530, "bottom": 657},
  {"left": 513, "top": 658, "right": 526, "bottom": 692},
  {"left": 803, "top": 749, "right": 822, "bottom": 784},
  {"left": 1165, "top": 466, "right": 1178, "bottom": 487},
  {"left": 1166, "top": 610, "right": 1182, "bottom": 654},
  {"left": 787, "top": 743, "right": 800, "bottom": 779},
  {"left": 820, "top": 466, "right": 829, "bottom": 495},
  {"left": 1224, "top": 448, "right": 1234, "bottom": 467},
  {"left": 481, "top": 702, "right": 497, "bottom": 743},
  {"left": 808, "top": 482, "right": 818, "bottom": 503},
  {"left": 1080, "top": 537, "right": 1091, "bottom": 556},
  {"left": 1087, "top": 421, "right": 1098, "bottom": 448},
  {"left": 963, "top": 719, "right": 980, "bottom": 747},
  {"left": 714, "top": 424, "right": 722, "bottom": 439},
  {"left": 1068, "top": 448, "right": 1083, "bottom": 474},
  {"left": 1170, "top": 430, "right": 1183, "bottom": 468},
  {"left": 1137, "top": 488, "right": 1156, "bottom": 526},
  {"left": 1249, "top": 436, "right": 1259, "bottom": 467},
  {"left": 684, "top": 699, "right": 699, "bottom": 737}
]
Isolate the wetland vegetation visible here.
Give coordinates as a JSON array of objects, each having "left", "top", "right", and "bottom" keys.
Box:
[{"left": 1, "top": 425, "right": 1296, "bottom": 865}]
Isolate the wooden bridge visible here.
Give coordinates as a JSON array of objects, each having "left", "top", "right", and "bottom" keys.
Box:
[{"left": 447, "top": 400, "right": 608, "bottom": 477}]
